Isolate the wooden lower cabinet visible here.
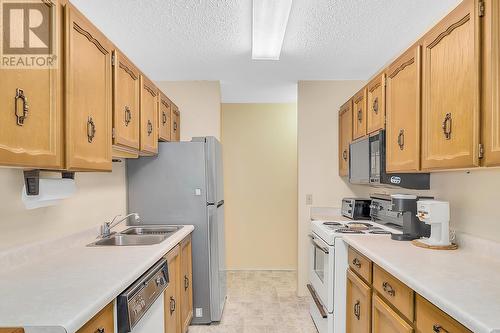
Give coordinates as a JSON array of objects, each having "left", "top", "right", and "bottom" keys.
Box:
[
  {"left": 339, "top": 100, "right": 353, "bottom": 176},
  {"left": 415, "top": 295, "right": 472, "bottom": 333},
  {"left": 346, "top": 269, "right": 372, "bottom": 333},
  {"left": 373, "top": 294, "right": 413, "bottom": 333},
  {"left": 165, "top": 245, "right": 181, "bottom": 333},
  {"left": 76, "top": 302, "right": 114, "bottom": 333},
  {"left": 180, "top": 235, "right": 193, "bottom": 332},
  {"left": 0, "top": 329, "right": 24, "bottom": 333}
]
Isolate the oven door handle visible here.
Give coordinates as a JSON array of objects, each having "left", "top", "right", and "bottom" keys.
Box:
[
  {"left": 307, "top": 284, "right": 328, "bottom": 318},
  {"left": 309, "top": 234, "right": 329, "bottom": 254}
]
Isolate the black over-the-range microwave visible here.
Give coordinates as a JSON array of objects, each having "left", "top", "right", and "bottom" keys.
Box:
[{"left": 349, "top": 130, "right": 430, "bottom": 190}]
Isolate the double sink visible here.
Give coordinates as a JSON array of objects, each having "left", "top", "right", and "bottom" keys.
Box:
[{"left": 88, "top": 226, "right": 183, "bottom": 247}]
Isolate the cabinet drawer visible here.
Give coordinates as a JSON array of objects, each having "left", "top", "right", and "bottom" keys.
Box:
[
  {"left": 373, "top": 265, "right": 414, "bottom": 322},
  {"left": 416, "top": 295, "right": 472, "bottom": 333},
  {"left": 373, "top": 294, "right": 414, "bottom": 333},
  {"left": 348, "top": 247, "right": 373, "bottom": 283},
  {"left": 0, "top": 329, "right": 24, "bottom": 333},
  {"left": 76, "top": 302, "right": 114, "bottom": 333}
]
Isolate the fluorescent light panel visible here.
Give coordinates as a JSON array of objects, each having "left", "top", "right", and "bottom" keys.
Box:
[{"left": 252, "top": 0, "right": 292, "bottom": 60}]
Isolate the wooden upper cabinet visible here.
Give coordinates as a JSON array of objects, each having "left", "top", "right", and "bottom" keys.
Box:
[
  {"left": 421, "top": 0, "right": 480, "bottom": 171},
  {"left": 353, "top": 88, "right": 367, "bottom": 140},
  {"left": 112, "top": 50, "right": 140, "bottom": 152},
  {"left": 346, "top": 269, "right": 371, "bottom": 333},
  {"left": 482, "top": 0, "right": 500, "bottom": 166},
  {"left": 65, "top": 4, "right": 112, "bottom": 171},
  {"left": 366, "top": 74, "right": 386, "bottom": 134},
  {"left": 386, "top": 45, "right": 422, "bottom": 173},
  {"left": 159, "top": 93, "right": 172, "bottom": 142},
  {"left": 372, "top": 294, "right": 413, "bottom": 333},
  {"left": 139, "top": 75, "right": 159, "bottom": 155},
  {"left": 0, "top": 0, "right": 63, "bottom": 169},
  {"left": 171, "top": 104, "right": 181, "bottom": 142},
  {"left": 339, "top": 100, "right": 353, "bottom": 177}
]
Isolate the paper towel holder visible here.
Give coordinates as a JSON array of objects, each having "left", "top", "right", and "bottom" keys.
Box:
[{"left": 24, "top": 170, "right": 75, "bottom": 196}]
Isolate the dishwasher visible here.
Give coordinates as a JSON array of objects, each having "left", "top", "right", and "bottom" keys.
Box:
[{"left": 117, "top": 258, "right": 169, "bottom": 333}]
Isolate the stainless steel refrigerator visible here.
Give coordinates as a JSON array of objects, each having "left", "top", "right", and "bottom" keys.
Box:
[{"left": 127, "top": 137, "right": 226, "bottom": 324}]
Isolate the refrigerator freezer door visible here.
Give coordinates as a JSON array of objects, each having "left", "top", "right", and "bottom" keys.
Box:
[{"left": 208, "top": 204, "right": 227, "bottom": 321}]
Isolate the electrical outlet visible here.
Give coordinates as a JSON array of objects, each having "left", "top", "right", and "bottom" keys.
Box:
[
  {"left": 306, "top": 194, "right": 313, "bottom": 205},
  {"left": 195, "top": 308, "right": 203, "bottom": 317}
]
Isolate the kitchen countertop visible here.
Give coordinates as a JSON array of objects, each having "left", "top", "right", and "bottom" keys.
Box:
[
  {"left": 0, "top": 224, "right": 194, "bottom": 333},
  {"left": 343, "top": 234, "right": 500, "bottom": 333}
]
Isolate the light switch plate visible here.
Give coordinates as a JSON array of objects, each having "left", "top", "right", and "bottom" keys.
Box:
[
  {"left": 195, "top": 188, "right": 202, "bottom": 196},
  {"left": 306, "top": 194, "right": 313, "bottom": 205},
  {"left": 195, "top": 308, "right": 203, "bottom": 317}
]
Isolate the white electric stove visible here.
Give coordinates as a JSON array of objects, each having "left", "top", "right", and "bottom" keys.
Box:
[{"left": 308, "top": 211, "right": 401, "bottom": 333}]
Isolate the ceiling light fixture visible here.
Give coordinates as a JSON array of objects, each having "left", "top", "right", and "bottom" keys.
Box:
[{"left": 252, "top": 0, "right": 293, "bottom": 60}]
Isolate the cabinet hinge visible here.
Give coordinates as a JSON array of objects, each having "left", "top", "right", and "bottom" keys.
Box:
[
  {"left": 112, "top": 128, "right": 116, "bottom": 139},
  {"left": 479, "top": 0, "right": 485, "bottom": 17},
  {"left": 479, "top": 143, "right": 485, "bottom": 159}
]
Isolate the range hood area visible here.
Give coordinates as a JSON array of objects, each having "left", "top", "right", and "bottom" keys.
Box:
[{"left": 349, "top": 130, "right": 430, "bottom": 190}]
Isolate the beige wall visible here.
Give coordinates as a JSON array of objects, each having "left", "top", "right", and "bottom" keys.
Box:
[
  {"left": 297, "top": 81, "right": 371, "bottom": 296},
  {"left": 0, "top": 163, "right": 127, "bottom": 251},
  {"left": 155, "top": 81, "right": 221, "bottom": 140},
  {"left": 222, "top": 103, "right": 298, "bottom": 270}
]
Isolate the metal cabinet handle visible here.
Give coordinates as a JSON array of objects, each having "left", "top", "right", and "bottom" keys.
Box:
[
  {"left": 372, "top": 97, "right": 379, "bottom": 114},
  {"left": 342, "top": 149, "right": 348, "bottom": 161},
  {"left": 162, "top": 111, "right": 167, "bottom": 125},
  {"left": 398, "top": 129, "right": 405, "bottom": 150},
  {"left": 124, "top": 106, "right": 132, "bottom": 126},
  {"left": 357, "top": 109, "right": 363, "bottom": 122},
  {"left": 15, "top": 88, "right": 29, "bottom": 126},
  {"left": 354, "top": 300, "right": 361, "bottom": 320},
  {"left": 433, "top": 324, "right": 450, "bottom": 333},
  {"left": 87, "top": 116, "right": 96, "bottom": 143},
  {"left": 95, "top": 328, "right": 105, "bottom": 333},
  {"left": 442, "top": 113, "right": 452, "bottom": 140},
  {"left": 382, "top": 281, "right": 396, "bottom": 297},
  {"left": 352, "top": 258, "right": 361, "bottom": 269},
  {"left": 173, "top": 121, "right": 178, "bottom": 131},
  {"left": 170, "top": 296, "right": 176, "bottom": 315},
  {"left": 184, "top": 275, "right": 189, "bottom": 290},
  {"left": 147, "top": 120, "right": 153, "bottom": 136}
]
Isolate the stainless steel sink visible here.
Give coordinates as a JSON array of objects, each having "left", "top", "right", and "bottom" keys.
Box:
[
  {"left": 121, "top": 225, "right": 183, "bottom": 236},
  {"left": 87, "top": 225, "right": 183, "bottom": 247}
]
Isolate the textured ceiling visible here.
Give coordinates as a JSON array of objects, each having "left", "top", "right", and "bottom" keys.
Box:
[{"left": 70, "top": 0, "right": 461, "bottom": 102}]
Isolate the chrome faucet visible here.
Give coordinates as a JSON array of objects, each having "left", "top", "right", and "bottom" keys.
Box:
[{"left": 101, "top": 213, "right": 141, "bottom": 238}]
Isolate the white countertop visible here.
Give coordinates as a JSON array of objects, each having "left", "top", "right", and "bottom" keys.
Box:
[
  {"left": 343, "top": 234, "right": 500, "bottom": 333},
  {"left": 0, "top": 225, "right": 194, "bottom": 333}
]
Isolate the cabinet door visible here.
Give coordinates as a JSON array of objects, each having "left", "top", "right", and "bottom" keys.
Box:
[
  {"left": 386, "top": 45, "right": 422, "bottom": 173},
  {"left": 373, "top": 294, "right": 413, "bottom": 333},
  {"left": 353, "top": 88, "right": 367, "bottom": 140},
  {"left": 346, "top": 269, "right": 371, "bottom": 333},
  {"left": 0, "top": 329, "right": 24, "bottom": 333},
  {"left": 139, "top": 76, "right": 159, "bottom": 155},
  {"left": 416, "top": 295, "right": 472, "bottom": 333},
  {"left": 367, "top": 74, "right": 386, "bottom": 134},
  {"left": 164, "top": 245, "right": 181, "bottom": 333},
  {"left": 159, "top": 93, "right": 172, "bottom": 142},
  {"left": 180, "top": 235, "right": 193, "bottom": 332},
  {"left": 65, "top": 4, "right": 112, "bottom": 171},
  {"left": 171, "top": 105, "right": 181, "bottom": 142},
  {"left": 113, "top": 50, "right": 140, "bottom": 152},
  {"left": 482, "top": 0, "right": 500, "bottom": 166},
  {"left": 76, "top": 302, "right": 114, "bottom": 333},
  {"left": 421, "top": 0, "right": 480, "bottom": 170},
  {"left": 339, "top": 100, "right": 353, "bottom": 176},
  {"left": 0, "top": 0, "right": 63, "bottom": 169}
]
